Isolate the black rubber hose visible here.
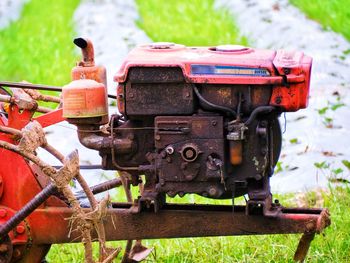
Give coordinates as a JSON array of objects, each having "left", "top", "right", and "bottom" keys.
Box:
[
  {"left": 244, "top": 106, "right": 276, "bottom": 126},
  {"left": 193, "top": 85, "right": 236, "bottom": 117}
]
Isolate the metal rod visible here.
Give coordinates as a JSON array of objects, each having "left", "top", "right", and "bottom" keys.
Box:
[
  {"left": 0, "top": 94, "right": 11, "bottom": 103},
  {"left": 0, "top": 81, "right": 117, "bottom": 99},
  {"left": 0, "top": 81, "right": 62, "bottom": 92},
  {"left": 52, "top": 164, "right": 103, "bottom": 170},
  {"left": 0, "top": 183, "right": 57, "bottom": 238},
  {"left": 74, "top": 178, "right": 123, "bottom": 199},
  {"left": 89, "top": 178, "right": 123, "bottom": 194}
]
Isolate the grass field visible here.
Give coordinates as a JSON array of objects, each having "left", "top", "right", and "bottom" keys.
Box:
[
  {"left": 290, "top": 0, "right": 350, "bottom": 41},
  {"left": 0, "top": 0, "right": 80, "bottom": 87},
  {"left": 136, "top": 0, "right": 247, "bottom": 46}
]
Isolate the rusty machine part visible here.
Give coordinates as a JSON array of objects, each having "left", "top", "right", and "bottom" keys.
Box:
[{"left": 0, "top": 38, "right": 330, "bottom": 262}]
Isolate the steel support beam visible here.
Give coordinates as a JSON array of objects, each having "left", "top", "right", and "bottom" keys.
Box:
[{"left": 27, "top": 204, "right": 330, "bottom": 245}]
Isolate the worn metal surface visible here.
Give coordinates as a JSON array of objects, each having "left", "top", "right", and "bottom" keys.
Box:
[
  {"left": 27, "top": 204, "right": 330, "bottom": 244},
  {"left": 62, "top": 79, "right": 108, "bottom": 120},
  {"left": 115, "top": 44, "right": 311, "bottom": 113},
  {"left": 125, "top": 83, "right": 194, "bottom": 116},
  {"left": 154, "top": 115, "right": 225, "bottom": 198},
  {"left": 71, "top": 38, "right": 107, "bottom": 87}
]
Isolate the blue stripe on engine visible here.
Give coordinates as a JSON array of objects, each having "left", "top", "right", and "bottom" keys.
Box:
[{"left": 191, "top": 65, "right": 270, "bottom": 76}]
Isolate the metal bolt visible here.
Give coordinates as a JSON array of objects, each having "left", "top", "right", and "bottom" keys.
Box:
[
  {"left": 185, "top": 175, "right": 193, "bottom": 181},
  {"left": 155, "top": 135, "right": 161, "bottom": 141},
  {"left": 165, "top": 146, "right": 174, "bottom": 155},
  {"left": 211, "top": 120, "right": 217, "bottom": 126},
  {"left": 16, "top": 225, "right": 25, "bottom": 234},
  {"left": 129, "top": 93, "right": 134, "bottom": 98},
  {"left": 184, "top": 149, "right": 195, "bottom": 159},
  {"left": 255, "top": 174, "right": 262, "bottom": 180},
  {"left": 283, "top": 68, "right": 291, "bottom": 75},
  {"left": 275, "top": 96, "right": 282, "bottom": 104},
  {"left": 0, "top": 209, "right": 6, "bottom": 218},
  {"left": 208, "top": 187, "right": 217, "bottom": 197},
  {"left": 13, "top": 248, "right": 21, "bottom": 258}
]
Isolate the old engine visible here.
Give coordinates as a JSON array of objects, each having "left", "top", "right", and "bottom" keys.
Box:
[
  {"left": 0, "top": 38, "right": 331, "bottom": 262},
  {"left": 64, "top": 40, "right": 311, "bottom": 214}
]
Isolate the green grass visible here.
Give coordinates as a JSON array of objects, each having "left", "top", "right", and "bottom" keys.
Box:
[
  {"left": 135, "top": 0, "right": 247, "bottom": 46},
  {"left": 0, "top": 0, "right": 80, "bottom": 87},
  {"left": 47, "top": 186, "right": 350, "bottom": 262},
  {"left": 290, "top": 0, "right": 350, "bottom": 42}
]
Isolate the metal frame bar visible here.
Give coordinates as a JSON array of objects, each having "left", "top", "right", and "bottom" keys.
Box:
[{"left": 27, "top": 203, "right": 329, "bottom": 245}]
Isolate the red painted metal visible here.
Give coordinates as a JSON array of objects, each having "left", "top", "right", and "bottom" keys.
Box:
[
  {"left": 0, "top": 104, "right": 68, "bottom": 261},
  {"left": 33, "top": 108, "right": 64, "bottom": 128},
  {"left": 115, "top": 44, "right": 311, "bottom": 111}
]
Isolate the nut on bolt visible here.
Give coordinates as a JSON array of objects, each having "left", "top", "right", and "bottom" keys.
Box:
[
  {"left": 16, "top": 225, "right": 25, "bottom": 234},
  {"left": 165, "top": 146, "right": 174, "bottom": 155}
]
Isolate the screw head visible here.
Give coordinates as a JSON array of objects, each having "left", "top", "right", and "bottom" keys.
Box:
[{"left": 165, "top": 146, "right": 174, "bottom": 155}]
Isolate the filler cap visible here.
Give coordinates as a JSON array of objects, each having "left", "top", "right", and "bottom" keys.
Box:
[
  {"left": 214, "top": 45, "right": 250, "bottom": 52},
  {"left": 149, "top": 42, "right": 176, "bottom": 49}
]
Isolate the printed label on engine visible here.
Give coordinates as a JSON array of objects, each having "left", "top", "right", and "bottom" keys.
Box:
[{"left": 191, "top": 65, "right": 270, "bottom": 76}]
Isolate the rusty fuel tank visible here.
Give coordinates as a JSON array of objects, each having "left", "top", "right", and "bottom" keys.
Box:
[{"left": 62, "top": 79, "right": 108, "bottom": 124}]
